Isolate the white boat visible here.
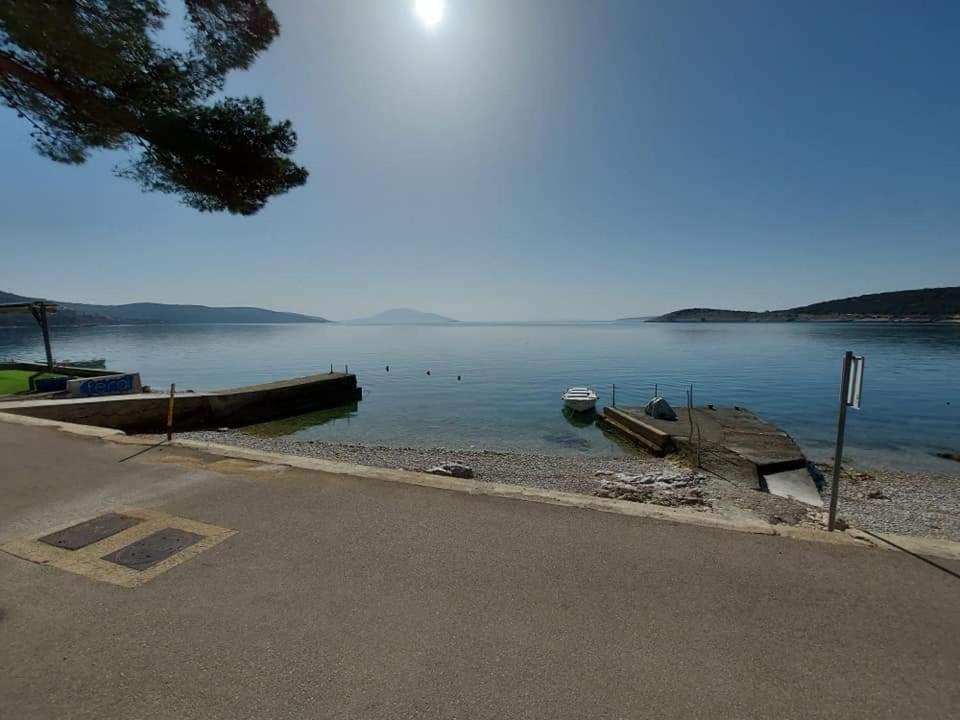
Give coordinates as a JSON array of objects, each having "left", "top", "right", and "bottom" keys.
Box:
[
  {"left": 562, "top": 387, "right": 598, "bottom": 413},
  {"left": 61, "top": 358, "right": 107, "bottom": 369}
]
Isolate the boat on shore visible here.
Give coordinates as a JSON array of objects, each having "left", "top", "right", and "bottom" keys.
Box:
[{"left": 562, "top": 387, "right": 598, "bottom": 413}]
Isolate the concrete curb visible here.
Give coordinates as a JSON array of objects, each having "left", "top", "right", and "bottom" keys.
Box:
[
  {"left": 109, "top": 436, "right": 888, "bottom": 553},
  {"left": 160, "top": 438, "right": 782, "bottom": 535},
  {"left": 3, "top": 412, "right": 959, "bottom": 560},
  {"left": 0, "top": 410, "right": 126, "bottom": 438}
]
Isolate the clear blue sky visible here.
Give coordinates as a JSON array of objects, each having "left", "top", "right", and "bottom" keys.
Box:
[{"left": 1, "top": 0, "right": 958, "bottom": 320}]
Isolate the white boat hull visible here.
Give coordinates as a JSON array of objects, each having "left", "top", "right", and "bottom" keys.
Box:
[
  {"left": 562, "top": 388, "right": 598, "bottom": 413},
  {"left": 564, "top": 397, "right": 597, "bottom": 413}
]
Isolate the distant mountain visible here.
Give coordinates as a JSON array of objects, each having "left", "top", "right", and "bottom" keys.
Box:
[
  {"left": 0, "top": 290, "right": 111, "bottom": 326},
  {"left": 646, "top": 287, "right": 960, "bottom": 323},
  {"left": 0, "top": 290, "right": 329, "bottom": 326},
  {"left": 348, "top": 308, "right": 458, "bottom": 325},
  {"left": 63, "top": 301, "right": 328, "bottom": 324}
]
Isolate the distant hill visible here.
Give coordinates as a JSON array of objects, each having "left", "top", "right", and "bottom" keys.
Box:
[
  {"left": 347, "top": 308, "right": 458, "bottom": 325},
  {"left": 0, "top": 290, "right": 329, "bottom": 326},
  {"left": 0, "top": 290, "right": 111, "bottom": 326},
  {"left": 646, "top": 287, "right": 960, "bottom": 323}
]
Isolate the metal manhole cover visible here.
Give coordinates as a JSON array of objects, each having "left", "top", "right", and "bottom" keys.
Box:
[
  {"left": 38, "top": 513, "right": 144, "bottom": 551},
  {"left": 101, "top": 528, "right": 204, "bottom": 571}
]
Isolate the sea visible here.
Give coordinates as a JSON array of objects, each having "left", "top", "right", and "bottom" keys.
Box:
[{"left": 2, "top": 321, "right": 958, "bottom": 471}]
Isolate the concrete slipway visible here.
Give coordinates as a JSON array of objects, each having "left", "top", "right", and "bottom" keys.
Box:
[{"left": 601, "top": 405, "right": 825, "bottom": 507}]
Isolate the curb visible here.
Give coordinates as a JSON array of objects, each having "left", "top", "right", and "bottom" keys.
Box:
[
  {"left": 3, "top": 412, "right": 959, "bottom": 560},
  {"left": 0, "top": 410, "right": 125, "bottom": 438},
  {"left": 111, "top": 438, "right": 913, "bottom": 552}
]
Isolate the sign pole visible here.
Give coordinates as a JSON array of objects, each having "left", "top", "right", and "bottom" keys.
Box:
[{"left": 828, "top": 352, "right": 854, "bottom": 531}]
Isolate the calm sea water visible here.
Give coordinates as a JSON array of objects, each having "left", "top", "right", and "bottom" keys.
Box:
[{"left": 2, "top": 322, "right": 958, "bottom": 470}]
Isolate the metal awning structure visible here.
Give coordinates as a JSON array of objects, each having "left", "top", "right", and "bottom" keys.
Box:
[{"left": 0, "top": 301, "right": 59, "bottom": 368}]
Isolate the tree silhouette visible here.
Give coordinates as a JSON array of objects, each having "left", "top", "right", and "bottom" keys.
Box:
[{"left": 0, "top": 0, "right": 307, "bottom": 214}]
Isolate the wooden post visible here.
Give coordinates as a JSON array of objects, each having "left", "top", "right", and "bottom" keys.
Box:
[
  {"left": 612, "top": 384, "right": 616, "bottom": 408},
  {"left": 696, "top": 424, "right": 703, "bottom": 468},
  {"left": 166, "top": 383, "right": 176, "bottom": 442}
]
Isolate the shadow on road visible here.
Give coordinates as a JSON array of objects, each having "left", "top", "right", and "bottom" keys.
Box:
[
  {"left": 860, "top": 529, "right": 960, "bottom": 581},
  {"left": 118, "top": 440, "right": 169, "bottom": 463}
]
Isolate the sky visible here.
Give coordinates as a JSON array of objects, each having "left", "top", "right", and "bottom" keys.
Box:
[{"left": 1, "top": 0, "right": 958, "bottom": 321}]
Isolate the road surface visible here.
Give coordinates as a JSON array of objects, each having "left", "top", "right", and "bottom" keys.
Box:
[{"left": 1, "top": 422, "right": 957, "bottom": 719}]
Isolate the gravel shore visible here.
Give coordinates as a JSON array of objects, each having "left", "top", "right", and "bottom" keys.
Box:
[
  {"left": 178, "top": 431, "right": 677, "bottom": 496},
  {"left": 816, "top": 464, "right": 960, "bottom": 541},
  {"left": 173, "top": 431, "right": 960, "bottom": 541}
]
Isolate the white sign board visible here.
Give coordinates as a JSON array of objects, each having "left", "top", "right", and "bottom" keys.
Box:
[{"left": 845, "top": 356, "right": 864, "bottom": 409}]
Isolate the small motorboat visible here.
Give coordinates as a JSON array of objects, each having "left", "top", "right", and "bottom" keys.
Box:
[
  {"left": 562, "top": 387, "right": 598, "bottom": 413},
  {"left": 61, "top": 358, "right": 107, "bottom": 369}
]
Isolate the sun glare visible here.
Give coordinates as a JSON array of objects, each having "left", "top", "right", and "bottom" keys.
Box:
[{"left": 414, "top": 0, "right": 445, "bottom": 30}]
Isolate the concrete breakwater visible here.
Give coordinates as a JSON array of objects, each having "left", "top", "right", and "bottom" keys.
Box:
[{"left": 0, "top": 373, "right": 362, "bottom": 434}]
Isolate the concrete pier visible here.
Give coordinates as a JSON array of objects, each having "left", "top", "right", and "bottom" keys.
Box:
[
  {"left": 0, "top": 373, "right": 362, "bottom": 434},
  {"left": 601, "top": 405, "right": 823, "bottom": 506}
]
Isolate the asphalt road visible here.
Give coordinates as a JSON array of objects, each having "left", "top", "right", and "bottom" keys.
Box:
[{"left": 1, "top": 422, "right": 958, "bottom": 719}]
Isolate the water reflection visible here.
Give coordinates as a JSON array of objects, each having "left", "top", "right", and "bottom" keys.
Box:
[
  {"left": 243, "top": 401, "right": 359, "bottom": 438},
  {"left": 561, "top": 407, "right": 597, "bottom": 428},
  {"left": 541, "top": 431, "right": 592, "bottom": 452}
]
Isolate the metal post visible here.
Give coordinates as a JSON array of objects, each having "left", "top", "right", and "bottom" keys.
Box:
[
  {"left": 166, "top": 383, "right": 176, "bottom": 442},
  {"left": 612, "top": 384, "right": 616, "bottom": 407},
  {"left": 31, "top": 302, "right": 54, "bottom": 369},
  {"left": 828, "top": 352, "right": 854, "bottom": 531}
]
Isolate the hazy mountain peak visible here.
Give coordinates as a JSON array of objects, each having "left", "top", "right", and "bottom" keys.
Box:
[{"left": 348, "top": 308, "right": 458, "bottom": 324}]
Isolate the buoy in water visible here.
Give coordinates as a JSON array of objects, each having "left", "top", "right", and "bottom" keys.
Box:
[
  {"left": 386, "top": 365, "right": 390, "bottom": 372},
  {"left": 457, "top": 375, "right": 461, "bottom": 381}
]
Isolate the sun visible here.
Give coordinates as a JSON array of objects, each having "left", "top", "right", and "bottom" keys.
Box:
[{"left": 414, "top": 0, "right": 445, "bottom": 30}]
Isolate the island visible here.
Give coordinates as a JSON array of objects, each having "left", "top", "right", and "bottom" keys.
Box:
[
  {"left": 627, "top": 287, "right": 960, "bottom": 323},
  {"left": 0, "top": 290, "right": 329, "bottom": 326}
]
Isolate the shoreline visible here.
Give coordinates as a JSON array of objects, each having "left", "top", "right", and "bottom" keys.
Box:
[{"left": 173, "top": 431, "right": 960, "bottom": 542}]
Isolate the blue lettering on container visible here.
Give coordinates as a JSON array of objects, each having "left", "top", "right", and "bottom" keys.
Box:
[{"left": 79, "top": 375, "right": 135, "bottom": 396}]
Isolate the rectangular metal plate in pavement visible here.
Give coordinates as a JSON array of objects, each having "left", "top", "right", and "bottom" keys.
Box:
[
  {"left": 101, "top": 528, "right": 204, "bottom": 571},
  {"left": 39, "top": 513, "right": 144, "bottom": 551}
]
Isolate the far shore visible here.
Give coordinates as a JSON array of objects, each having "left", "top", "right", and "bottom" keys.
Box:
[{"left": 639, "top": 316, "right": 960, "bottom": 324}]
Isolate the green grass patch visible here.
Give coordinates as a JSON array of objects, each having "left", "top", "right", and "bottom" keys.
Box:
[{"left": 0, "top": 370, "right": 65, "bottom": 395}]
